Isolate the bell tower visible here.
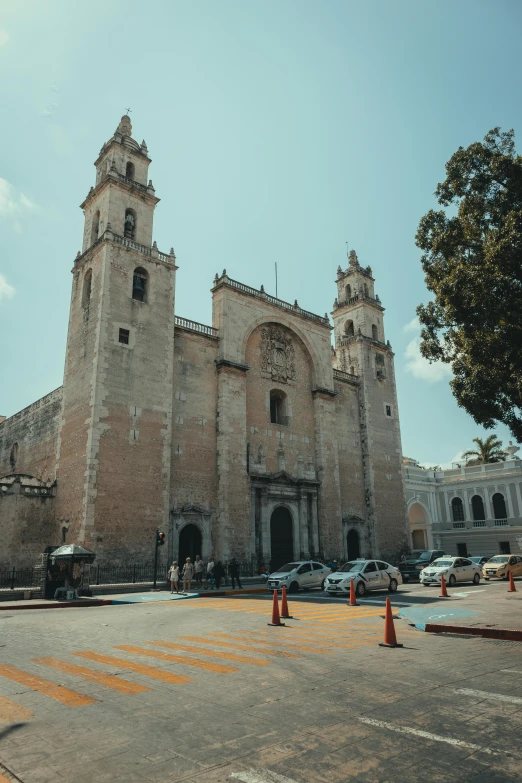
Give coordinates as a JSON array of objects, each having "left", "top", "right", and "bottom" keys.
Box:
[
  {"left": 55, "top": 116, "right": 177, "bottom": 562},
  {"left": 332, "top": 250, "right": 409, "bottom": 563}
]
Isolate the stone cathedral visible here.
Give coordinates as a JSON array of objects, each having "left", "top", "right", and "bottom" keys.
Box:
[{"left": 0, "top": 116, "right": 409, "bottom": 570}]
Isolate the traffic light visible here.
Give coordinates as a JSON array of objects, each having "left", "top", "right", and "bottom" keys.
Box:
[{"left": 156, "top": 531, "right": 165, "bottom": 547}]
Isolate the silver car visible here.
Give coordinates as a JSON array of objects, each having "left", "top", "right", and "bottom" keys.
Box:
[
  {"left": 266, "top": 561, "right": 331, "bottom": 593},
  {"left": 324, "top": 559, "right": 403, "bottom": 597}
]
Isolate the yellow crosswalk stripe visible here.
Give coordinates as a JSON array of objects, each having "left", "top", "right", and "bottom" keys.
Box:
[
  {"left": 147, "top": 640, "right": 271, "bottom": 666},
  {"left": 73, "top": 651, "right": 192, "bottom": 684},
  {"left": 33, "top": 657, "right": 150, "bottom": 694},
  {"left": 114, "top": 645, "right": 237, "bottom": 674},
  {"left": 0, "top": 696, "right": 34, "bottom": 723},
  {"left": 0, "top": 665, "right": 96, "bottom": 707},
  {"left": 180, "top": 636, "right": 300, "bottom": 658},
  {"left": 206, "top": 633, "right": 332, "bottom": 654}
]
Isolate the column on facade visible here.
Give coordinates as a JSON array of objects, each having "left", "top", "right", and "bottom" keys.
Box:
[
  {"left": 484, "top": 487, "right": 493, "bottom": 520},
  {"left": 298, "top": 491, "right": 308, "bottom": 559},
  {"left": 261, "top": 488, "right": 270, "bottom": 564}
]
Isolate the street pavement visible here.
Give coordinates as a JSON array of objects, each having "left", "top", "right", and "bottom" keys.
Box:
[{"left": 0, "top": 583, "right": 521, "bottom": 783}]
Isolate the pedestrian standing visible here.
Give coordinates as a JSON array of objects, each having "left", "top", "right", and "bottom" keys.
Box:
[
  {"left": 229, "top": 558, "right": 242, "bottom": 590},
  {"left": 182, "top": 557, "right": 194, "bottom": 593},
  {"left": 168, "top": 561, "right": 179, "bottom": 594},
  {"left": 194, "top": 555, "right": 204, "bottom": 588},
  {"left": 206, "top": 556, "right": 215, "bottom": 590},
  {"left": 214, "top": 561, "right": 225, "bottom": 591}
]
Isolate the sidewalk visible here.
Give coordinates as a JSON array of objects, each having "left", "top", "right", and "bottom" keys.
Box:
[
  {"left": 0, "top": 584, "right": 268, "bottom": 611},
  {"left": 398, "top": 579, "right": 522, "bottom": 641}
]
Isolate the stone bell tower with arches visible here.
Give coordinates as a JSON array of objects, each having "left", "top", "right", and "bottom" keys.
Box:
[
  {"left": 55, "top": 116, "right": 178, "bottom": 561},
  {"left": 332, "top": 249, "right": 409, "bottom": 563}
]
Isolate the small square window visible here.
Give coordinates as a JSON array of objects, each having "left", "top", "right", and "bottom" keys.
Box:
[
  {"left": 385, "top": 405, "right": 392, "bottom": 417},
  {"left": 119, "top": 328, "right": 130, "bottom": 345}
]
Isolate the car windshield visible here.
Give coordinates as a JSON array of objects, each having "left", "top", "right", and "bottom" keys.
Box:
[
  {"left": 413, "top": 551, "right": 432, "bottom": 561},
  {"left": 274, "top": 563, "right": 300, "bottom": 573},
  {"left": 470, "top": 557, "right": 485, "bottom": 563},
  {"left": 488, "top": 556, "right": 509, "bottom": 564},
  {"left": 338, "top": 561, "right": 365, "bottom": 573},
  {"left": 432, "top": 560, "right": 454, "bottom": 568}
]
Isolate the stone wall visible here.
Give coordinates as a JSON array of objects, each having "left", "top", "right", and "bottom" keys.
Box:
[
  {"left": 0, "top": 476, "right": 56, "bottom": 568},
  {"left": 0, "top": 388, "right": 63, "bottom": 481}
]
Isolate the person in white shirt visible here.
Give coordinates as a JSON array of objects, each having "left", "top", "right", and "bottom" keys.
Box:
[
  {"left": 182, "top": 558, "right": 195, "bottom": 593},
  {"left": 205, "top": 557, "right": 215, "bottom": 590},
  {"left": 194, "top": 555, "right": 204, "bottom": 588},
  {"left": 168, "top": 562, "right": 179, "bottom": 594}
]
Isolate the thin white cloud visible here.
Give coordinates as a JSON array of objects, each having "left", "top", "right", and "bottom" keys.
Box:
[
  {"left": 0, "top": 178, "right": 37, "bottom": 220},
  {"left": 0, "top": 274, "right": 15, "bottom": 301},
  {"left": 0, "top": 29, "right": 8, "bottom": 47},
  {"left": 403, "top": 317, "right": 452, "bottom": 384}
]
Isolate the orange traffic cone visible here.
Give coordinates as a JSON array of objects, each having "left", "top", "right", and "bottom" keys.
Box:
[
  {"left": 379, "top": 597, "right": 403, "bottom": 648},
  {"left": 508, "top": 571, "right": 517, "bottom": 593},
  {"left": 439, "top": 573, "right": 449, "bottom": 598},
  {"left": 267, "top": 589, "right": 285, "bottom": 627},
  {"left": 348, "top": 577, "right": 359, "bottom": 607},
  {"left": 280, "top": 586, "right": 294, "bottom": 619}
]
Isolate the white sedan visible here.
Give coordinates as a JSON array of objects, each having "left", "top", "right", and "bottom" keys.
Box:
[
  {"left": 324, "top": 559, "right": 403, "bottom": 597},
  {"left": 266, "top": 561, "right": 331, "bottom": 593},
  {"left": 420, "top": 557, "right": 482, "bottom": 587}
]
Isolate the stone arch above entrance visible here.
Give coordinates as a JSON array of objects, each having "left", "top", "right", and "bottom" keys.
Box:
[
  {"left": 347, "top": 528, "right": 360, "bottom": 560},
  {"left": 178, "top": 523, "right": 203, "bottom": 566},
  {"left": 270, "top": 506, "right": 294, "bottom": 571},
  {"left": 408, "top": 502, "right": 428, "bottom": 524}
]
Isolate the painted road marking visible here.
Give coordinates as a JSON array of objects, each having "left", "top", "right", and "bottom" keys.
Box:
[
  {"left": 358, "top": 717, "right": 502, "bottom": 755},
  {"left": 114, "top": 645, "right": 237, "bottom": 674},
  {"left": 33, "top": 657, "right": 150, "bottom": 694},
  {"left": 148, "top": 640, "right": 271, "bottom": 666},
  {"left": 73, "top": 652, "right": 192, "bottom": 684},
  {"left": 180, "top": 636, "right": 300, "bottom": 659},
  {"left": 0, "top": 696, "right": 34, "bottom": 723},
  {"left": 206, "top": 633, "right": 331, "bottom": 654},
  {"left": 454, "top": 688, "right": 522, "bottom": 705},
  {"left": 0, "top": 665, "right": 96, "bottom": 707},
  {"left": 501, "top": 670, "right": 522, "bottom": 674},
  {"left": 231, "top": 768, "right": 300, "bottom": 783},
  {"left": 226, "top": 630, "right": 367, "bottom": 649}
]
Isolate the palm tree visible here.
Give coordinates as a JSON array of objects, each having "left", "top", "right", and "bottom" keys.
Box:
[{"left": 461, "top": 435, "right": 507, "bottom": 465}]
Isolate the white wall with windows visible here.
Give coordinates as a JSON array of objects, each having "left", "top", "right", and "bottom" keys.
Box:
[{"left": 403, "top": 452, "right": 522, "bottom": 558}]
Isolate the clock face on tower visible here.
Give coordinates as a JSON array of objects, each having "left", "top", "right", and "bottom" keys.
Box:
[{"left": 260, "top": 326, "right": 296, "bottom": 384}]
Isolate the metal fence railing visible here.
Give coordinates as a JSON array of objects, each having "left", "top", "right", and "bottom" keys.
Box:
[{"left": 0, "top": 568, "right": 42, "bottom": 590}]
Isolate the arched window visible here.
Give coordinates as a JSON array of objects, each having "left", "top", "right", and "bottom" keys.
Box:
[
  {"left": 451, "top": 497, "right": 464, "bottom": 522},
  {"left": 372, "top": 324, "right": 378, "bottom": 340},
  {"left": 124, "top": 208, "right": 136, "bottom": 239},
  {"left": 270, "top": 390, "right": 288, "bottom": 426},
  {"left": 471, "top": 495, "right": 485, "bottom": 521},
  {"left": 82, "top": 269, "right": 92, "bottom": 308},
  {"left": 91, "top": 210, "right": 100, "bottom": 245},
  {"left": 132, "top": 267, "right": 148, "bottom": 302},
  {"left": 125, "top": 161, "right": 135, "bottom": 180},
  {"left": 345, "top": 284, "right": 351, "bottom": 300},
  {"left": 344, "top": 320, "right": 354, "bottom": 337},
  {"left": 492, "top": 492, "right": 507, "bottom": 519},
  {"left": 9, "top": 443, "right": 18, "bottom": 471}
]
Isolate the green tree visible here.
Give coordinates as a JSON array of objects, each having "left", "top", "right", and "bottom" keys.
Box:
[
  {"left": 461, "top": 435, "right": 507, "bottom": 465},
  {"left": 416, "top": 128, "right": 522, "bottom": 440}
]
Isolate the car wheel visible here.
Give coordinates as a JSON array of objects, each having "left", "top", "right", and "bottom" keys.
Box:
[
  {"left": 448, "top": 574, "right": 456, "bottom": 587},
  {"left": 321, "top": 579, "right": 325, "bottom": 590},
  {"left": 473, "top": 573, "right": 480, "bottom": 585},
  {"left": 504, "top": 572, "right": 511, "bottom": 581},
  {"left": 289, "top": 581, "right": 299, "bottom": 593},
  {"left": 423, "top": 583, "right": 431, "bottom": 587},
  {"left": 355, "top": 581, "right": 366, "bottom": 597},
  {"left": 484, "top": 577, "right": 489, "bottom": 581},
  {"left": 388, "top": 578, "right": 398, "bottom": 593}
]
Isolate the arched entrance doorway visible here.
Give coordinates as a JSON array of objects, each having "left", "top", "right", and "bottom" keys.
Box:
[
  {"left": 270, "top": 507, "right": 294, "bottom": 571},
  {"left": 347, "top": 528, "right": 360, "bottom": 560},
  {"left": 178, "top": 524, "right": 202, "bottom": 566}
]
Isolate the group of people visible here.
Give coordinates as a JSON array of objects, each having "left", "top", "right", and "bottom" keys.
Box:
[{"left": 167, "top": 556, "right": 242, "bottom": 594}]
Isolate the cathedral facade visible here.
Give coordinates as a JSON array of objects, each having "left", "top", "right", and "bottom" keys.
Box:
[{"left": 0, "top": 117, "right": 409, "bottom": 570}]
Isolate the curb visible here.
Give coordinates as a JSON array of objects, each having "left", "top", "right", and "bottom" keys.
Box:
[
  {"left": 0, "top": 599, "right": 112, "bottom": 611},
  {"left": 425, "top": 623, "right": 522, "bottom": 642},
  {"left": 197, "top": 587, "right": 267, "bottom": 597}
]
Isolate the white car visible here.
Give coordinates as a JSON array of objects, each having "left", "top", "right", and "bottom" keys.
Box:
[
  {"left": 266, "top": 561, "right": 331, "bottom": 593},
  {"left": 420, "top": 556, "right": 482, "bottom": 587},
  {"left": 324, "top": 559, "right": 403, "bottom": 597}
]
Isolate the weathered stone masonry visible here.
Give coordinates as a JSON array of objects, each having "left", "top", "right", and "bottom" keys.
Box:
[{"left": 0, "top": 116, "right": 410, "bottom": 568}]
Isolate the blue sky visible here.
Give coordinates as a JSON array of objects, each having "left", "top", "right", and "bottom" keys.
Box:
[{"left": 1, "top": 0, "right": 520, "bottom": 466}]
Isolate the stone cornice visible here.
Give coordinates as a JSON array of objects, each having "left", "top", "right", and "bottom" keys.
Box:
[
  {"left": 80, "top": 172, "right": 159, "bottom": 210},
  {"left": 73, "top": 232, "right": 177, "bottom": 271},
  {"left": 215, "top": 358, "right": 249, "bottom": 373},
  {"left": 249, "top": 470, "right": 320, "bottom": 488},
  {"left": 311, "top": 386, "right": 337, "bottom": 398}
]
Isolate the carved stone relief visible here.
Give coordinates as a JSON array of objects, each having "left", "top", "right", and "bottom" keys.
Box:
[{"left": 260, "top": 326, "right": 296, "bottom": 383}]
